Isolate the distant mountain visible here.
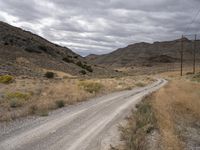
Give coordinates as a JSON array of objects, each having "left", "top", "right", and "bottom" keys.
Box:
[
  {"left": 0, "top": 21, "right": 116, "bottom": 77},
  {"left": 86, "top": 38, "right": 200, "bottom": 68}
]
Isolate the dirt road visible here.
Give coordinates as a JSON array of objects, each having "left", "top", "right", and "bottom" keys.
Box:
[{"left": 0, "top": 79, "right": 167, "bottom": 150}]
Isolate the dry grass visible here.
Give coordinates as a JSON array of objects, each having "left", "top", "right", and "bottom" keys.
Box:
[
  {"left": 0, "top": 74, "right": 154, "bottom": 121},
  {"left": 151, "top": 79, "right": 200, "bottom": 149},
  {"left": 152, "top": 83, "right": 183, "bottom": 150},
  {"left": 78, "top": 81, "right": 103, "bottom": 93},
  {"left": 115, "top": 75, "right": 200, "bottom": 150}
]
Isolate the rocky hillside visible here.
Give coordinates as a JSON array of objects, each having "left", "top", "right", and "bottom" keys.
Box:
[
  {"left": 0, "top": 21, "right": 116, "bottom": 77},
  {"left": 86, "top": 38, "right": 200, "bottom": 67}
]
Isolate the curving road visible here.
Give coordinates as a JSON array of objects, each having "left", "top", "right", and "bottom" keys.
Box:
[{"left": 0, "top": 79, "right": 167, "bottom": 150}]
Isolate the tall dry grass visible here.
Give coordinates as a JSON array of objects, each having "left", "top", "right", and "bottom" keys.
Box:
[
  {"left": 152, "top": 79, "right": 200, "bottom": 149},
  {"left": 0, "top": 75, "right": 154, "bottom": 121}
]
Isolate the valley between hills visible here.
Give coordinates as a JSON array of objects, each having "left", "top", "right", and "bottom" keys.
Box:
[{"left": 0, "top": 21, "right": 200, "bottom": 150}]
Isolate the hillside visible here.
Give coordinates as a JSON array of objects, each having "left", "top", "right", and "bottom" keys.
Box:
[
  {"left": 86, "top": 38, "right": 200, "bottom": 68},
  {"left": 0, "top": 21, "right": 115, "bottom": 77}
]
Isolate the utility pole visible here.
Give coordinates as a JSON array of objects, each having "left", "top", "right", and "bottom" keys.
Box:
[
  {"left": 193, "top": 34, "right": 197, "bottom": 74},
  {"left": 180, "top": 35, "right": 184, "bottom": 76}
]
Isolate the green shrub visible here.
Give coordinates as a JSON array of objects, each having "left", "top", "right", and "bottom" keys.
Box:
[
  {"left": 125, "top": 86, "right": 132, "bottom": 90},
  {"left": 25, "top": 47, "right": 42, "bottom": 53},
  {"left": 36, "top": 109, "right": 49, "bottom": 116},
  {"left": 136, "top": 82, "right": 145, "bottom": 87},
  {"left": 38, "top": 45, "right": 47, "bottom": 52},
  {"left": 119, "top": 96, "right": 156, "bottom": 150},
  {"left": 6, "top": 92, "right": 30, "bottom": 108},
  {"left": 192, "top": 73, "right": 200, "bottom": 82},
  {"left": 63, "top": 57, "right": 74, "bottom": 63},
  {"left": 44, "top": 72, "right": 54, "bottom": 78},
  {"left": 76, "top": 61, "right": 84, "bottom": 67},
  {"left": 55, "top": 100, "right": 65, "bottom": 108},
  {"left": 84, "top": 65, "right": 93, "bottom": 72},
  {"left": 79, "top": 70, "right": 87, "bottom": 75},
  {"left": 76, "top": 61, "right": 93, "bottom": 72},
  {"left": 9, "top": 99, "right": 24, "bottom": 108},
  {"left": 4, "top": 42, "right": 9, "bottom": 45},
  {"left": 29, "top": 105, "right": 38, "bottom": 114},
  {"left": 186, "top": 72, "right": 194, "bottom": 75},
  {"left": 79, "top": 81, "right": 103, "bottom": 93},
  {"left": 0, "top": 75, "right": 14, "bottom": 84}
]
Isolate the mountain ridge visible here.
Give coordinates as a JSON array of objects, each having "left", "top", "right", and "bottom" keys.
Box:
[
  {"left": 86, "top": 37, "right": 200, "bottom": 68},
  {"left": 0, "top": 21, "right": 116, "bottom": 77}
]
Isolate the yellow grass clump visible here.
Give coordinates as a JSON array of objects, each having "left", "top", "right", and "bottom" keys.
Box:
[
  {"left": 0, "top": 75, "right": 14, "bottom": 84},
  {"left": 78, "top": 80, "right": 103, "bottom": 93},
  {"left": 6, "top": 92, "right": 30, "bottom": 108}
]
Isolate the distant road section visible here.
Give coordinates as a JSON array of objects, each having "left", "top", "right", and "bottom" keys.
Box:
[{"left": 0, "top": 79, "right": 167, "bottom": 150}]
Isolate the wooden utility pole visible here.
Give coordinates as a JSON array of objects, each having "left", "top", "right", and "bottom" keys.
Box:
[
  {"left": 180, "top": 35, "right": 184, "bottom": 76},
  {"left": 193, "top": 34, "right": 197, "bottom": 74}
]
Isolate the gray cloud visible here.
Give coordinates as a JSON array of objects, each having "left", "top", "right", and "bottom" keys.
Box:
[{"left": 0, "top": 0, "right": 200, "bottom": 56}]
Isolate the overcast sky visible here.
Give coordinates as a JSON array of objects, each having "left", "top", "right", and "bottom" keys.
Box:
[{"left": 0, "top": 0, "right": 200, "bottom": 56}]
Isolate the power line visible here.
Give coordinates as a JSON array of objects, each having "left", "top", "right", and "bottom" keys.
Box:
[{"left": 185, "top": 8, "right": 200, "bottom": 34}]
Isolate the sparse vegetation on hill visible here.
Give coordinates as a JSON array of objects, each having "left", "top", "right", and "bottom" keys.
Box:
[
  {"left": 1, "top": 21, "right": 114, "bottom": 77},
  {"left": 86, "top": 39, "right": 200, "bottom": 69}
]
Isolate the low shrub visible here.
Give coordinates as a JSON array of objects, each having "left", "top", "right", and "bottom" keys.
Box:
[
  {"left": 79, "top": 70, "right": 87, "bottom": 75},
  {"left": 79, "top": 81, "right": 103, "bottom": 93},
  {"left": 29, "top": 105, "right": 38, "bottom": 114},
  {"left": 6, "top": 92, "right": 30, "bottom": 108},
  {"left": 76, "top": 61, "right": 84, "bottom": 68},
  {"left": 44, "top": 72, "right": 54, "bottom": 78},
  {"left": 38, "top": 45, "right": 47, "bottom": 52},
  {"left": 4, "top": 42, "right": 9, "bottom": 45},
  {"left": 84, "top": 65, "right": 93, "bottom": 72},
  {"left": 63, "top": 57, "right": 74, "bottom": 63},
  {"left": 186, "top": 72, "right": 194, "bottom": 75},
  {"left": 119, "top": 96, "right": 156, "bottom": 150},
  {"left": 76, "top": 61, "right": 93, "bottom": 72},
  {"left": 0, "top": 75, "right": 14, "bottom": 84},
  {"left": 25, "top": 47, "right": 42, "bottom": 53},
  {"left": 36, "top": 109, "right": 49, "bottom": 116},
  {"left": 192, "top": 73, "right": 200, "bottom": 82},
  {"left": 136, "top": 82, "right": 145, "bottom": 87},
  {"left": 9, "top": 99, "right": 24, "bottom": 108},
  {"left": 55, "top": 100, "right": 65, "bottom": 108},
  {"left": 124, "top": 86, "right": 132, "bottom": 90}
]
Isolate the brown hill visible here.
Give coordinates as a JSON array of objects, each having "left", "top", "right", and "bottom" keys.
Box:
[
  {"left": 86, "top": 38, "right": 200, "bottom": 68},
  {"left": 0, "top": 21, "right": 116, "bottom": 77}
]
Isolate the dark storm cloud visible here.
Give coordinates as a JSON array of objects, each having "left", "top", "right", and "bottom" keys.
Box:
[{"left": 0, "top": 0, "right": 200, "bottom": 56}]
